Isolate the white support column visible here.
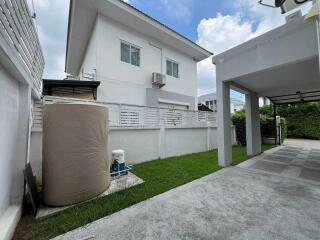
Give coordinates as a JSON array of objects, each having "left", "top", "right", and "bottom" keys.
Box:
[
  {"left": 245, "top": 92, "right": 261, "bottom": 156},
  {"left": 158, "top": 127, "right": 166, "bottom": 159},
  {"left": 217, "top": 80, "right": 232, "bottom": 167}
]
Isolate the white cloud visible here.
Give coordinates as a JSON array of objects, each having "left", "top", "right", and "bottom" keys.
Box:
[
  {"left": 197, "top": 13, "right": 254, "bottom": 95},
  {"left": 32, "top": 0, "right": 69, "bottom": 79},
  {"left": 196, "top": 1, "right": 312, "bottom": 97},
  {"left": 234, "top": 0, "right": 284, "bottom": 36},
  {"left": 197, "top": 13, "right": 253, "bottom": 55},
  {"left": 33, "top": 0, "right": 50, "bottom": 9},
  {"left": 27, "top": 0, "right": 49, "bottom": 10},
  {"left": 197, "top": 58, "right": 216, "bottom": 96}
]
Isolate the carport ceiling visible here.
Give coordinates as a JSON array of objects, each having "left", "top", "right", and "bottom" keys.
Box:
[{"left": 232, "top": 55, "right": 320, "bottom": 97}]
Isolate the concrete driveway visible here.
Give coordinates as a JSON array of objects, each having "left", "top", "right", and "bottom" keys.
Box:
[
  {"left": 240, "top": 139, "right": 320, "bottom": 183},
  {"left": 54, "top": 142, "right": 320, "bottom": 240}
]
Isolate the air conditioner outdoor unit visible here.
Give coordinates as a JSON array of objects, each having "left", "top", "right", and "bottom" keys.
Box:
[{"left": 152, "top": 72, "right": 166, "bottom": 88}]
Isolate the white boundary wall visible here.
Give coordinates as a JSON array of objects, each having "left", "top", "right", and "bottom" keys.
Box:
[
  {"left": 30, "top": 96, "right": 236, "bottom": 185},
  {"left": 30, "top": 126, "right": 236, "bottom": 185}
]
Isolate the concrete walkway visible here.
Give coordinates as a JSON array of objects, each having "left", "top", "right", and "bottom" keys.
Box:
[{"left": 54, "top": 150, "right": 320, "bottom": 240}]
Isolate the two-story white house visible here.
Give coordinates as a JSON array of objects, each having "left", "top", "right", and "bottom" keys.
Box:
[
  {"left": 65, "top": 0, "right": 212, "bottom": 110},
  {"left": 198, "top": 92, "right": 245, "bottom": 113}
]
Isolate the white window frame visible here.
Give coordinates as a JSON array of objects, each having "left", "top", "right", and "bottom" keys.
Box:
[
  {"left": 166, "top": 58, "right": 179, "bottom": 78},
  {"left": 120, "top": 40, "right": 141, "bottom": 67}
]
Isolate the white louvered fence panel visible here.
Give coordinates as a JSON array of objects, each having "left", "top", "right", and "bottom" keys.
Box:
[{"left": 32, "top": 96, "right": 217, "bottom": 131}]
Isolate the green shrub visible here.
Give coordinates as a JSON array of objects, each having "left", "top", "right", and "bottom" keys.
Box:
[
  {"left": 261, "top": 103, "right": 320, "bottom": 140},
  {"left": 233, "top": 102, "right": 320, "bottom": 143},
  {"left": 232, "top": 109, "right": 287, "bottom": 145},
  {"left": 232, "top": 109, "right": 246, "bottom": 145}
]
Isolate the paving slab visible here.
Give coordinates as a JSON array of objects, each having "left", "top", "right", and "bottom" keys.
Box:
[
  {"left": 300, "top": 168, "right": 320, "bottom": 182},
  {"left": 53, "top": 167, "right": 320, "bottom": 240},
  {"left": 272, "top": 151, "right": 298, "bottom": 157},
  {"left": 262, "top": 154, "right": 293, "bottom": 164},
  {"left": 249, "top": 160, "right": 286, "bottom": 174},
  {"left": 278, "top": 148, "right": 301, "bottom": 154},
  {"left": 308, "top": 155, "right": 320, "bottom": 161},
  {"left": 310, "top": 150, "right": 320, "bottom": 155},
  {"left": 304, "top": 160, "right": 320, "bottom": 169}
]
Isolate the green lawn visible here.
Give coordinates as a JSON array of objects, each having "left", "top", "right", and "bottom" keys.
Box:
[{"left": 14, "top": 144, "right": 274, "bottom": 240}]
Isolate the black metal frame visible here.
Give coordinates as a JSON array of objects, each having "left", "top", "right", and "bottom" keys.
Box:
[
  {"left": 273, "top": 103, "right": 277, "bottom": 145},
  {"left": 268, "top": 90, "right": 320, "bottom": 105}
]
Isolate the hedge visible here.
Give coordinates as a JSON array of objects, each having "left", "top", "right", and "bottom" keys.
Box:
[
  {"left": 260, "top": 103, "right": 320, "bottom": 140},
  {"left": 232, "top": 110, "right": 246, "bottom": 145},
  {"left": 260, "top": 116, "right": 287, "bottom": 141},
  {"left": 232, "top": 109, "right": 287, "bottom": 146}
]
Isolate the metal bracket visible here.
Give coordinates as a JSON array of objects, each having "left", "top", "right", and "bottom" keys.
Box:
[
  {"left": 258, "top": 0, "right": 287, "bottom": 13},
  {"left": 258, "top": 0, "right": 277, "bottom": 8}
]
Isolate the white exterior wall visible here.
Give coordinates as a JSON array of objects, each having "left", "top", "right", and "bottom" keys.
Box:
[
  {"left": 165, "top": 128, "right": 209, "bottom": 158},
  {"left": 79, "top": 18, "right": 98, "bottom": 80},
  {"left": 109, "top": 128, "right": 160, "bottom": 164},
  {"left": 30, "top": 126, "right": 237, "bottom": 183},
  {"left": 0, "top": 1, "right": 44, "bottom": 238},
  {"left": 0, "top": 66, "right": 19, "bottom": 216},
  {"left": 0, "top": 64, "right": 32, "bottom": 240},
  {"left": 79, "top": 14, "right": 197, "bottom": 107}
]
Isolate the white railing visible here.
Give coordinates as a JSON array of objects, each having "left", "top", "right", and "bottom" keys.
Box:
[
  {"left": 0, "top": 0, "right": 45, "bottom": 97},
  {"left": 32, "top": 96, "right": 217, "bottom": 131}
]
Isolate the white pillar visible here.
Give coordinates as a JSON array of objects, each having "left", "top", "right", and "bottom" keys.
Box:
[
  {"left": 158, "top": 127, "right": 166, "bottom": 159},
  {"left": 217, "top": 80, "right": 232, "bottom": 167},
  {"left": 245, "top": 92, "right": 261, "bottom": 156}
]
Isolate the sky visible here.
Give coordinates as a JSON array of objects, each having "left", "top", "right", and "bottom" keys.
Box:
[{"left": 28, "top": 0, "right": 312, "bottom": 99}]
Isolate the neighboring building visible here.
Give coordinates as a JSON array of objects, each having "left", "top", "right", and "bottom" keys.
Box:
[
  {"left": 65, "top": 0, "right": 212, "bottom": 110},
  {"left": 0, "top": 1, "right": 44, "bottom": 239},
  {"left": 43, "top": 79, "right": 100, "bottom": 100},
  {"left": 198, "top": 92, "right": 245, "bottom": 113}
]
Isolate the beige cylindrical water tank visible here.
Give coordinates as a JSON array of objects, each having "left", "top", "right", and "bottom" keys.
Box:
[{"left": 42, "top": 104, "right": 110, "bottom": 206}]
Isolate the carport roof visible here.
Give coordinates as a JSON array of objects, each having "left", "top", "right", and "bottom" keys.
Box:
[
  {"left": 268, "top": 89, "right": 320, "bottom": 105},
  {"left": 212, "top": 16, "right": 320, "bottom": 101}
]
